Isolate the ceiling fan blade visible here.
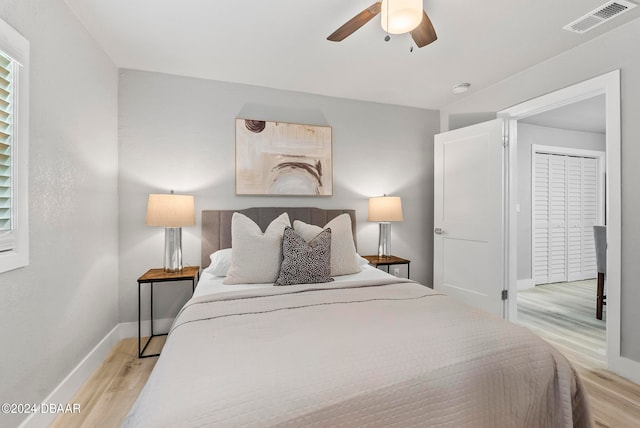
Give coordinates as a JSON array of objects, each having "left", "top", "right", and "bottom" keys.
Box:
[
  {"left": 327, "top": 2, "right": 382, "bottom": 42},
  {"left": 411, "top": 10, "right": 437, "bottom": 48}
]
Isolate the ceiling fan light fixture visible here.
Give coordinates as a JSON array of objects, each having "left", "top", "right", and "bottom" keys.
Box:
[{"left": 381, "top": 0, "right": 423, "bottom": 34}]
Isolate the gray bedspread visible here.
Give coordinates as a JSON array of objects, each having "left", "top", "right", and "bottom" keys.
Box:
[{"left": 123, "top": 279, "right": 592, "bottom": 427}]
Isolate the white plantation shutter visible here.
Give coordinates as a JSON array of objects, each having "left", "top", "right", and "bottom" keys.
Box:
[
  {"left": 0, "top": 16, "right": 29, "bottom": 272},
  {"left": 0, "top": 51, "right": 13, "bottom": 251}
]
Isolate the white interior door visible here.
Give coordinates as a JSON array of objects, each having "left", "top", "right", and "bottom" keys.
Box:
[{"left": 434, "top": 119, "right": 506, "bottom": 317}]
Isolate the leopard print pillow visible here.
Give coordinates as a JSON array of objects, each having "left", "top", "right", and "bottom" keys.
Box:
[{"left": 275, "top": 227, "right": 334, "bottom": 286}]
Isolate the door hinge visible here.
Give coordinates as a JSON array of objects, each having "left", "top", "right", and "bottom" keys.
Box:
[
  {"left": 502, "top": 136, "right": 509, "bottom": 147},
  {"left": 501, "top": 289, "right": 508, "bottom": 300}
]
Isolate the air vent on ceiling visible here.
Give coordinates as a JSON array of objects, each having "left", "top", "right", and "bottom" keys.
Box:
[{"left": 563, "top": 0, "right": 637, "bottom": 34}]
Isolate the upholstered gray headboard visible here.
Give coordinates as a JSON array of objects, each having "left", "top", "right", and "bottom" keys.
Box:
[{"left": 201, "top": 207, "right": 357, "bottom": 268}]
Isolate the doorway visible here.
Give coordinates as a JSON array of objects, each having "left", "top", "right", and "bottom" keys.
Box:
[
  {"left": 514, "top": 102, "right": 608, "bottom": 367},
  {"left": 499, "top": 70, "right": 621, "bottom": 374}
]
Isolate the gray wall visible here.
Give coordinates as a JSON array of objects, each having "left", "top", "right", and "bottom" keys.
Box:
[
  {"left": 0, "top": 1, "right": 119, "bottom": 426},
  {"left": 517, "top": 123, "right": 606, "bottom": 280},
  {"left": 440, "top": 17, "right": 640, "bottom": 361},
  {"left": 118, "top": 70, "right": 439, "bottom": 322}
]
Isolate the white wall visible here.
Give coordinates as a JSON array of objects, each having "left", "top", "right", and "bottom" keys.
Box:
[
  {"left": 0, "top": 1, "right": 118, "bottom": 426},
  {"left": 440, "top": 17, "right": 640, "bottom": 362},
  {"left": 118, "top": 69, "right": 439, "bottom": 322},
  {"left": 517, "top": 123, "right": 606, "bottom": 280}
]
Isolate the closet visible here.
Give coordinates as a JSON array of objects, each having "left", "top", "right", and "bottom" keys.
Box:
[{"left": 533, "top": 152, "right": 600, "bottom": 285}]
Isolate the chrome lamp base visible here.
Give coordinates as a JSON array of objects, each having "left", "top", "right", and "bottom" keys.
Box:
[
  {"left": 164, "top": 227, "right": 183, "bottom": 272},
  {"left": 378, "top": 222, "right": 392, "bottom": 258}
]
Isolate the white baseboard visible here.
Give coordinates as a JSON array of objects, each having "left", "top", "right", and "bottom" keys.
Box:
[
  {"left": 18, "top": 325, "right": 120, "bottom": 428},
  {"left": 609, "top": 355, "right": 640, "bottom": 385},
  {"left": 18, "top": 317, "right": 175, "bottom": 428},
  {"left": 117, "top": 317, "right": 175, "bottom": 339},
  {"left": 517, "top": 278, "right": 535, "bottom": 291}
]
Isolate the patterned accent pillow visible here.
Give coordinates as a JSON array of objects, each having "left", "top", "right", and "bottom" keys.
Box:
[{"left": 275, "top": 227, "right": 334, "bottom": 286}]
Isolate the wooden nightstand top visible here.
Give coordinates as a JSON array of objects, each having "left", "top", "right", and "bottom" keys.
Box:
[
  {"left": 362, "top": 255, "right": 410, "bottom": 266},
  {"left": 137, "top": 266, "right": 200, "bottom": 283}
]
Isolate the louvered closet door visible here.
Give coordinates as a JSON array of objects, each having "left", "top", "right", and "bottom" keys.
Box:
[
  {"left": 580, "top": 157, "right": 598, "bottom": 278},
  {"left": 534, "top": 152, "right": 598, "bottom": 285},
  {"left": 567, "top": 156, "right": 583, "bottom": 281},
  {"left": 548, "top": 155, "right": 567, "bottom": 283},
  {"left": 534, "top": 154, "right": 550, "bottom": 284}
]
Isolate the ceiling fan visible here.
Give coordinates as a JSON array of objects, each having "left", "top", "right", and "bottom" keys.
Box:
[{"left": 327, "top": 0, "right": 437, "bottom": 48}]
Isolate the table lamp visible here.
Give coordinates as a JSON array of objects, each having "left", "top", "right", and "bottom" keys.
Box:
[
  {"left": 145, "top": 192, "right": 195, "bottom": 272},
  {"left": 368, "top": 195, "right": 403, "bottom": 257}
]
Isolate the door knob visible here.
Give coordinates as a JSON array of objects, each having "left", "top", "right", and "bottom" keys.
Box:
[{"left": 434, "top": 228, "right": 444, "bottom": 235}]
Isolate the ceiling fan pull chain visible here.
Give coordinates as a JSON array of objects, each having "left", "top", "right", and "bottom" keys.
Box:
[{"left": 385, "top": 0, "right": 391, "bottom": 42}]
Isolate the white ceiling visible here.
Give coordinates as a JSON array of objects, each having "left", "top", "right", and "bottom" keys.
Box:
[
  {"left": 64, "top": 0, "right": 639, "bottom": 110},
  {"left": 520, "top": 95, "right": 606, "bottom": 133}
]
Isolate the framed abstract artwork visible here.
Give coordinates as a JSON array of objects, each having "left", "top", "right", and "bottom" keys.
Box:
[{"left": 235, "top": 119, "right": 333, "bottom": 196}]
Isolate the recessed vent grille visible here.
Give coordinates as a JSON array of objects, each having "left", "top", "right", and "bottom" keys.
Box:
[{"left": 563, "top": 0, "right": 637, "bottom": 33}]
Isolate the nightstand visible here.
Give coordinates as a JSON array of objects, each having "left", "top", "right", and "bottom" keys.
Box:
[
  {"left": 137, "top": 266, "right": 200, "bottom": 358},
  {"left": 362, "top": 255, "right": 411, "bottom": 279}
]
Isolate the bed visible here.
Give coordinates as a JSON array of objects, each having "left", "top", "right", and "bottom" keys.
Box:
[{"left": 124, "top": 207, "right": 592, "bottom": 427}]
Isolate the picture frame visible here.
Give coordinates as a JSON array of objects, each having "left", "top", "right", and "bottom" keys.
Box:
[{"left": 235, "top": 118, "right": 333, "bottom": 196}]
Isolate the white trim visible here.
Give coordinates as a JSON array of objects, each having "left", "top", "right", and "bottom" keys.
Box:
[
  {"left": 614, "top": 357, "right": 640, "bottom": 385},
  {"left": 18, "top": 326, "right": 120, "bottom": 428},
  {"left": 530, "top": 144, "right": 606, "bottom": 285},
  {"left": 118, "top": 317, "right": 175, "bottom": 339},
  {"left": 499, "top": 70, "right": 626, "bottom": 380},
  {"left": 506, "top": 119, "right": 519, "bottom": 321},
  {"left": 517, "top": 278, "right": 535, "bottom": 290},
  {"left": 17, "top": 318, "right": 174, "bottom": 428}
]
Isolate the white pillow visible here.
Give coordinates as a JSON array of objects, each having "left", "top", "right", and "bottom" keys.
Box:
[
  {"left": 224, "top": 212, "right": 291, "bottom": 284},
  {"left": 203, "top": 248, "right": 233, "bottom": 277},
  {"left": 356, "top": 254, "right": 369, "bottom": 267},
  {"left": 293, "top": 214, "right": 361, "bottom": 276}
]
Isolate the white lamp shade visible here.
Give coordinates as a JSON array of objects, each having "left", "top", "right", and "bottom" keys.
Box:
[
  {"left": 381, "top": 0, "right": 423, "bottom": 34},
  {"left": 146, "top": 194, "right": 195, "bottom": 227},
  {"left": 368, "top": 196, "right": 404, "bottom": 222}
]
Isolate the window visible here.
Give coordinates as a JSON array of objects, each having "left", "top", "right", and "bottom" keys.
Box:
[{"left": 0, "top": 18, "right": 28, "bottom": 273}]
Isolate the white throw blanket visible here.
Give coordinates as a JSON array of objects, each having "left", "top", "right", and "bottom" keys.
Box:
[{"left": 123, "top": 279, "right": 592, "bottom": 427}]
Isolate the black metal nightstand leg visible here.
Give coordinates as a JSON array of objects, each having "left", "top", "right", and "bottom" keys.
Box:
[
  {"left": 138, "top": 281, "right": 161, "bottom": 358},
  {"left": 138, "top": 282, "right": 141, "bottom": 358},
  {"left": 150, "top": 282, "right": 154, "bottom": 337}
]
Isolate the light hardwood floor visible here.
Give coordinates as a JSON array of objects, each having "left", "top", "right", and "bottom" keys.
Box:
[
  {"left": 518, "top": 280, "right": 640, "bottom": 427},
  {"left": 53, "top": 285, "right": 640, "bottom": 427},
  {"left": 50, "top": 337, "right": 165, "bottom": 428},
  {"left": 518, "top": 279, "right": 606, "bottom": 369}
]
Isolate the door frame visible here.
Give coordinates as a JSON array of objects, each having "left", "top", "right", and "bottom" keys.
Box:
[
  {"left": 498, "top": 70, "right": 625, "bottom": 376},
  {"left": 531, "top": 145, "right": 606, "bottom": 284}
]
